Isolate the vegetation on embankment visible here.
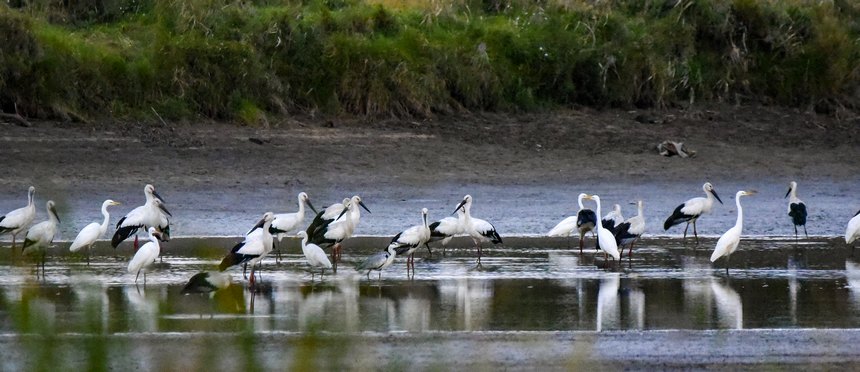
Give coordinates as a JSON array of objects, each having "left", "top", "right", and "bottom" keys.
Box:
[{"left": 1, "top": 0, "right": 859, "bottom": 123}]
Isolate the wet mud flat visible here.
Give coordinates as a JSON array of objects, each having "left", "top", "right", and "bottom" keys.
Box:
[{"left": 2, "top": 237, "right": 860, "bottom": 368}]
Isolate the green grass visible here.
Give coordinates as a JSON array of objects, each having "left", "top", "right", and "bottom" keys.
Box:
[{"left": 1, "top": 0, "right": 858, "bottom": 120}]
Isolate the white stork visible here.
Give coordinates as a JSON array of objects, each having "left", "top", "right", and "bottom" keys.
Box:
[
  {"left": 663, "top": 182, "right": 723, "bottom": 244},
  {"left": 548, "top": 193, "right": 596, "bottom": 253},
  {"left": 785, "top": 181, "right": 808, "bottom": 239},
  {"left": 454, "top": 195, "right": 502, "bottom": 266},
  {"left": 0, "top": 186, "right": 36, "bottom": 249},
  {"left": 613, "top": 200, "right": 646, "bottom": 258},
  {"left": 112, "top": 184, "right": 171, "bottom": 249},
  {"left": 22, "top": 200, "right": 60, "bottom": 276},
  {"left": 219, "top": 212, "right": 274, "bottom": 287},
  {"left": 390, "top": 208, "right": 431, "bottom": 275}
]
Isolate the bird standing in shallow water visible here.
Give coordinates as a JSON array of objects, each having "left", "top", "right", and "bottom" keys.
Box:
[
  {"left": 664, "top": 182, "right": 723, "bottom": 244},
  {"left": 70, "top": 199, "right": 121, "bottom": 264},
  {"left": 259, "top": 192, "right": 317, "bottom": 262},
  {"left": 0, "top": 186, "right": 36, "bottom": 249},
  {"left": 219, "top": 212, "right": 274, "bottom": 288},
  {"left": 390, "top": 208, "right": 431, "bottom": 277},
  {"left": 22, "top": 200, "right": 60, "bottom": 277},
  {"left": 428, "top": 206, "right": 463, "bottom": 257},
  {"left": 548, "top": 193, "right": 596, "bottom": 253},
  {"left": 710, "top": 190, "right": 757, "bottom": 275},
  {"left": 297, "top": 231, "right": 332, "bottom": 281},
  {"left": 614, "top": 200, "right": 646, "bottom": 258},
  {"left": 128, "top": 227, "right": 162, "bottom": 285},
  {"left": 785, "top": 181, "right": 808, "bottom": 239},
  {"left": 356, "top": 244, "right": 397, "bottom": 280},
  {"left": 112, "top": 184, "right": 171, "bottom": 250},
  {"left": 584, "top": 194, "right": 620, "bottom": 267},
  {"left": 454, "top": 195, "right": 502, "bottom": 267}
]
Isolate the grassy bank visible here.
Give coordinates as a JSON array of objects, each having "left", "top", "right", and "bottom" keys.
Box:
[{"left": 1, "top": 0, "right": 859, "bottom": 122}]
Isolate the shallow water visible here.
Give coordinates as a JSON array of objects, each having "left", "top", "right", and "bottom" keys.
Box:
[{"left": 2, "top": 237, "right": 859, "bottom": 336}]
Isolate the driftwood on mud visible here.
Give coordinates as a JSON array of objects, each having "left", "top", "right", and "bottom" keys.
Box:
[
  {"left": 0, "top": 112, "right": 31, "bottom": 127},
  {"left": 657, "top": 140, "right": 696, "bottom": 158}
]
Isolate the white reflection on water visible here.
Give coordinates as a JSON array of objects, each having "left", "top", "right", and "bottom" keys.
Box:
[
  {"left": 124, "top": 286, "right": 160, "bottom": 332},
  {"left": 711, "top": 279, "right": 743, "bottom": 330},
  {"left": 438, "top": 278, "right": 493, "bottom": 331},
  {"left": 845, "top": 260, "right": 860, "bottom": 310},
  {"left": 596, "top": 274, "right": 645, "bottom": 331}
]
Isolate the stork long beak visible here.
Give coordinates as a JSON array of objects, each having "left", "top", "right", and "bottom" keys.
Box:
[
  {"left": 158, "top": 202, "right": 173, "bottom": 217},
  {"left": 335, "top": 208, "right": 349, "bottom": 221},
  {"left": 152, "top": 190, "right": 166, "bottom": 204},
  {"left": 452, "top": 199, "right": 467, "bottom": 215},
  {"left": 711, "top": 189, "right": 723, "bottom": 204},
  {"left": 251, "top": 215, "right": 267, "bottom": 231},
  {"left": 358, "top": 200, "right": 371, "bottom": 214},
  {"left": 784, "top": 188, "right": 791, "bottom": 198},
  {"left": 307, "top": 200, "right": 319, "bottom": 214}
]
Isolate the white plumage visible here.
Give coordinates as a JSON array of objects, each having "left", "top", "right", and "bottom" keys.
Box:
[
  {"left": 615, "top": 200, "right": 646, "bottom": 257},
  {"left": 112, "top": 184, "right": 171, "bottom": 248},
  {"left": 429, "top": 207, "right": 464, "bottom": 247},
  {"left": 70, "top": 199, "right": 121, "bottom": 262},
  {"left": 710, "top": 190, "right": 756, "bottom": 275},
  {"left": 268, "top": 192, "right": 318, "bottom": 240},
  {"left": 127, "top": 227, "right": 161, "bottom": 284},
  {"left": 22, "top": 200, "right": 60, "bottom": 274},
  {"left": 297, "top": 231, "right": 332, "bottom": 279},
  {"left": 219, "top": 212, "right": 274, "bottom": 286},
  {"left": 548, "top": 193, "right": 596, "bottom": 253},
  {"left": 846, "top": 210, "right": 860, "bottom": 245},
  {"left": 391, "top": 208, "right": 431, "bottom": 274},
  {"left": 454, "top": 195, "right": 502, "bottom": 266},
  {"left": 664, "top": 182, "right": 723, "bottom": 244},
  {"left": 307, "top": 195, "right": 370, "bottom": 269},
  {"left": 602, "top": 204, "right": 625, "bottom": 230},
  {"left": 0, "top": 186, "right": 36, "bottom": 249},
  {"left": 586, "top": 194, "right": 620, "bottom": 262}
]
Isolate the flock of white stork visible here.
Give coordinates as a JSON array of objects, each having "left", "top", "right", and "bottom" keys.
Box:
[{"left": 1, "top": 181, "right": 860, "bottom": 290}]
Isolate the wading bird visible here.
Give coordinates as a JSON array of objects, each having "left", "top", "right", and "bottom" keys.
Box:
[
  {"left": 297, "top": 231, "right": 331, "bottom": 280},
  {"left": 248, "top": 192, "right": 318, "bottom": 261},
  {"left": 305, "top": 198, "right": 350, "bottom": 236},
  {"left": 785, "top": 181, "right": 808, "bottom": 239},
  {"left": 602, "top": 204, "right": 624, "bottom": 231},
  {"left": 182, "top": 271, "right": 232, "bottom": 294},
  {"left": 614, "top": 200, "right": 645, "bottom": 258},
  {"left": 112, "top": 184, "right": 171, "bottom": 249},
  {"left": 391, "top": 208, "right": 431, "bottom": 276},
  {"left": 355, "top": 244, "right": 397, "bottom": 280},
  {"left": 710, "top": 190, "right": 757, "bottom": 275},
  {"left": 428, "top": 206, "right": 464, "bottom": 256},
  {"left": 22, "top": 200, "right": 60, "bottom": 276},
  {"left": 846, "top": 209, "right": 860, "bottom": 249},
  {"left": 128, "top": 227, "right": 161, "bottom": 285},
  {"left": 69, "top": 199, "right": 121, "bottom": 264},
  {"left": 664, "top": 182, "right": 723, "bottom": 244},
  {"left": 308, "top": 195, "right": 370, "bottom": 269},
  {"left": 585, "top": 194, "right": 620, "bottom": 266},
  {"left": 219, "top": 212, "right": 274, "bottom": 287},
  {"left": 0, "top": 186, "right": 36, "bottom": 249},
  {"left": 454, "top": 195, "right": 502, "bottom": 266},
  {"left": 548, "top": 193, "right": 595, "bottom": 253}
]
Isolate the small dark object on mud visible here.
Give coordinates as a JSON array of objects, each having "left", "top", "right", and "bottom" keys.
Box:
[
  {"left": 248, "top": 137, "right": 265, "bottom": 145},
  {"left": 657, "top": 140, "right": 696, "bottom": 158}
]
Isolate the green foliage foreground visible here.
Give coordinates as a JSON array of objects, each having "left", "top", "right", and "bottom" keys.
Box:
[{"left": 1, "top": 0, "right": 859, "bottom": 122}]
